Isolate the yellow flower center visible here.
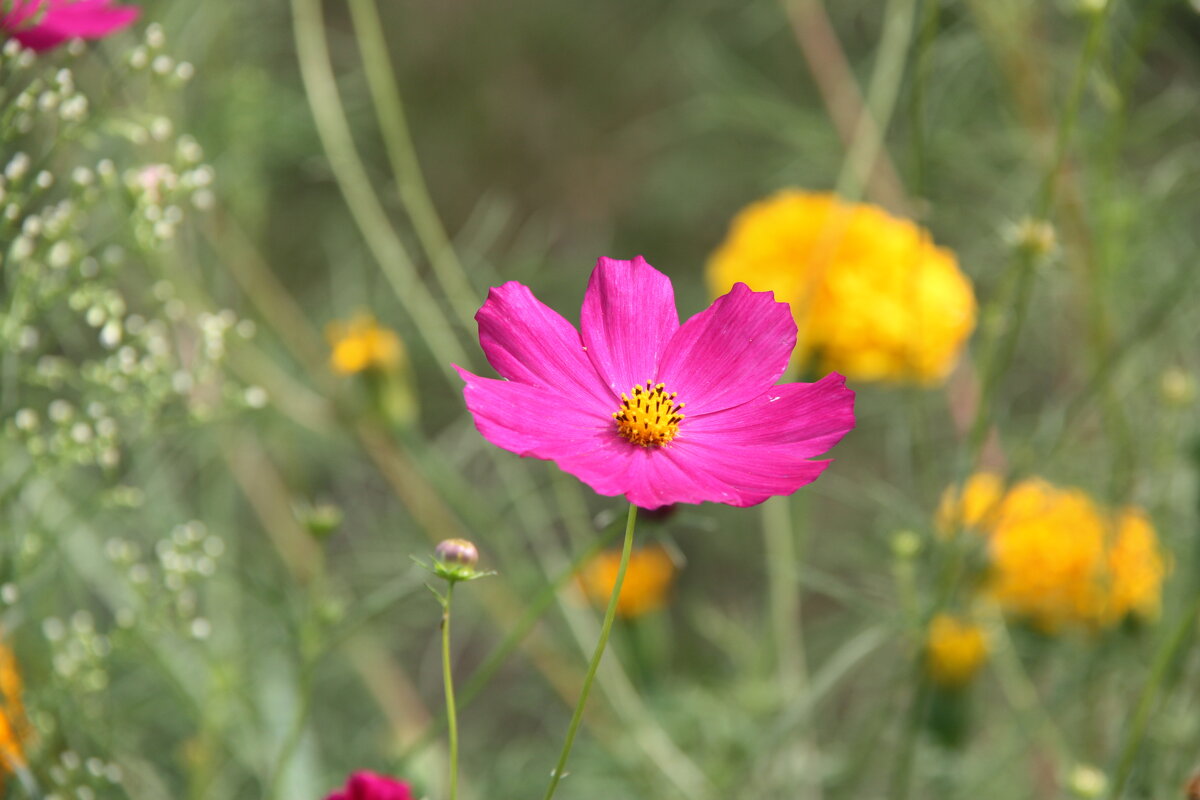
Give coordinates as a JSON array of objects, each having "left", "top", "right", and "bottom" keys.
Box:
[{"left": 613, "top": 380, "right": 685, "bottom": 447}]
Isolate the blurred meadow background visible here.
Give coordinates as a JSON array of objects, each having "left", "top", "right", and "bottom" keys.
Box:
[{"left": 3, "top": 0, "right": 1200, "bottom": 798}]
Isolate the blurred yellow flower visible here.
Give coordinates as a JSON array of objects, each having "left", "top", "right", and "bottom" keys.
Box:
[
  {"left": 936, "top": 471, "right": 1005, "bottom": 535},
  {"left": 707, "top": 190, "right": 976, "bottom": 384},
  {"left": 326, "top": 314, "right": 403, "bottom": 375},
  {"left": 577, "top": 545, "right": 677, "bottom": 619},
  {"left": 1106, "top": 508, "right": 1166, "bottom": 622},
  {"left": 939, "top": 474, "right": 1167, "bottom": 631},
  {"left": 0, "top": 639, "right": 28, "bottom": 782},
  {"left": 925, "top": 613, "right": 988, "bottom": 687}
]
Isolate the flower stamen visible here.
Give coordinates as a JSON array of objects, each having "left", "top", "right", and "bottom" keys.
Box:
[{"left": 613, "top": 380, "right": 684, "bottom": 447}]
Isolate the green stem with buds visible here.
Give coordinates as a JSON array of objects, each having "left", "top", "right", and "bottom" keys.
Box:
[
  {"left": 442, "top": 582, "right": 460, "bottom": 800},
  {"left": 541, "top": 502, "right": 639, "bottom": 800}
]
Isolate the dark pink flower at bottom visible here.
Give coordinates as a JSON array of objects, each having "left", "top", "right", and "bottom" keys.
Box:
[
  {"left": 1, "top": 0, "right": 139, "bottom": 52},
  {"left": 456, "top": 256, "right": 857, "bottom": 509},
  {"left": 325, "top": 771, "right": 414, "bottom": 800}
]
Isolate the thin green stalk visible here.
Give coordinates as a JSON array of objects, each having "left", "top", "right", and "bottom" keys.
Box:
[
  {"left": 833, "top": 0, "right": 919, "bottom": 204},
  {"left": 397, "top": 520, "right": 624, "bottom": 762},
  {"left": 764, "top": 495, "right": 805, "bottom": 694},
  {"left": 962, "top": 0, "right": 1113, "bottom": 474},
  {"left": 267, "top": 665, "right": 316, "bottom": 800},
  {"left": 888, "top": 674, "right": 931, "bottom": 800},
  {"left": 1106, "top": 593, "right": 1200, "bottom": 800},
  {"left": 345, "top": 0, "right": 480, "bottom": 333},
  {"left": 442, "top": 582, "right": 460, "bottom": 800},
  {"left": 542, "top": 503, "right": 638, "bottom": 800},
  {"left": 908, "top": 0, "right": 939, "bottom": 201},
  {"left": 542, "top": 475, "right": 712, "bottom": 798},
  {"left": 988, "top": 615, "right": 1073, "bottom": 766},
  {"left": 290, "top": 0, "right": 469, "bottom": 381}
]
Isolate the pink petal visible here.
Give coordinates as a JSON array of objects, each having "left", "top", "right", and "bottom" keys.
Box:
[
  {"left": 666, "top": 439, "right": 833, "bottom": 507},
  {"left": 10, "top": 0, "right": 138, "bottom": 51},
  {"left": 619, "top": 447, "right": 732, "bottom": 508},
  {"left": 343, "top": 771, "right": 414, "bottom": 800},
  {"left": 456, "top": 366, "right": 615, "bottom": 460},
  {"left": 580, "top": 256, "right": 679, "bottom": 396},
  {"left": 476, "top": 281, "right": 613, "bottom": 413},
  {"left": 657, "top": 283, "right": 797, "bottom": 416},
  {"left": 684, "top": 373, "right": 855, "bottom": 455},
  {"left": 556, "top": 438, "right": 831, "bottom": 509}
]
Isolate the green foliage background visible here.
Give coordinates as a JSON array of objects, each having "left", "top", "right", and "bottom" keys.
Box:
[{"left": 3, "top": 1, "right": 1200, "bottom": 799}]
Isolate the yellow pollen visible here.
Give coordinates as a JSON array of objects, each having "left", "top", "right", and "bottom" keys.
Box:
[{"left": 613, "top": 380, "right": 684, "bottom": 447}]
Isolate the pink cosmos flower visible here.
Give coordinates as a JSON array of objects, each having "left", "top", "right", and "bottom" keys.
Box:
[
  {"left": 1, "top": 0, "right": 139, "bottom": 52},
  {"left": 325, "top": 771, "right": 414, "bottom": 800},
  {"left": 456, "top": 256, "right": 856, "bottom": 509}
]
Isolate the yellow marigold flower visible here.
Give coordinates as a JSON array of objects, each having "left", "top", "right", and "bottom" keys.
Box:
[
  {"left": 986, "top": 481, "right": 1109, "bottom": 630},
  {"left": 326, "top": 314, "right": 404, "bottom": 375},
  {"left": 944, "top": 474, "right": 1167, "bottom": 631},
  {"left": 707, "top": 190, "right": 976, "bottom": 384},
  {"left": 1106, "top": 508, "right": 1166, "bottom": 622},
  {"left": 577, "top": 545, "right": 677, "bottom": 619},
  {"left": 925, "top": 613, "right": 988, "bottom": 688},
  {"left": 0, "top": 639, "right": 29, "bottom": 781}
]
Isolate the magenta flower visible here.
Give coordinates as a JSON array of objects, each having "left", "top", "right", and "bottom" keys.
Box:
[
  {"left": 1, "top": 0, "right": 139, "bottom": 52},
  {"left": 325, "top": 771, "right": 414, "bottom": 800},
  {"left": 456, "top": 256, "right": 856, "bottom": 509}
]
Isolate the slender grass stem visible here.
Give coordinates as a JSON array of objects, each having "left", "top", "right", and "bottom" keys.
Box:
[
  {"left": 290, "top": 0, "right": 468, "bottom": 380},
  {"left": 988, "top": 615, "right": 1073, "bottom": 766},
  {"left": 908, "top": 0, "right": 938, "bottom": 202},
  {"left": 764, "top": 494, "right": 805, "bottom": 694},
  {"left": 1106, "top": 593, "right": 1200, "bottom": 800},
  {"left": 963, "top": 2, "right": 1112, "bottom": 472},
  {"left": 345, "top": 0, "right": 480, "bottom": 333},
  {"left": 542, "top": 503, "right": 638, "bottom": 800},
  {"left": 442, "top": 582, "right": 460, "bottom": 800},
  {"left": 833, "top": 0, "right": 918, "bottom": 205}
]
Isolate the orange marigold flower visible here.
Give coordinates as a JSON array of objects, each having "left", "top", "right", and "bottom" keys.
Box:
[
  {"left": 577, "top": 545, "right": 677, "bottom": 619},
  {"left": 925, "top": 613, "right": 988, "bottom": 688},
  {"left": 940, "top": 474, "right": 1167, "bottom": 631},
  {"left": 326, "top": 314, "right": 404, "bottom": 375},
  {"left": 0, "top": 638, "right": 29, "bottom": 782},
  {"left": 707, "top": 190, "right": 976, "bottom": 384}
]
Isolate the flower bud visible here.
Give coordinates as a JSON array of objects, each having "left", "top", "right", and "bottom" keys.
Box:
[
  {"left": 1006, "top": 217, "right": 1057, "bottom": 258},
  {"left": 299, "top": 503, "right": 342, "bottom": 539},
  {"left": 1067, "top": 764, "right": 1107, "bottom": 799},
  {"left": 1160, "top": 367, "right": 1196, "bottom": 407},
  {"left": 891, "top": 530, "right": 922, "bottom": 559},
  {"left": 435, "top": 538, "right": 478, "bottom": 567}
]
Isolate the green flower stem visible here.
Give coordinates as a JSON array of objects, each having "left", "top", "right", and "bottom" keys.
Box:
[
  {"left": 542, "top": 503, "right": 638, "bottom": 800},
  {"left": 395, "top": 517, "right": 637, "bottom": 765},
  {"left": 963, "top": 1, "right": 1112, "bottom": 472},
  {"left": 1105, "top": 593, "right": 1200, "bottom": 800},
  {"left": 442, "top": 582, "right": 460, "bottom": 800}
]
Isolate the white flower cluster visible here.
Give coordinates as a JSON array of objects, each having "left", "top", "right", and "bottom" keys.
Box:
[
  {"left": 42, "top": 611, "right": 111, "bottom": 692},
  {"left": 8, "top": 398, "right": 121, "bottom": 470},
  {"left": 0, "top": 31, "right": 266, "bottom": 478},
  {"left": 105, "top": 521, "right": 225, "bottom": 639},
  {"left": 42, "top": 749, "right": 124, "bottom": 800},
  {"left": 0, "top": 44, "right": 89, "bottom": 134}
]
